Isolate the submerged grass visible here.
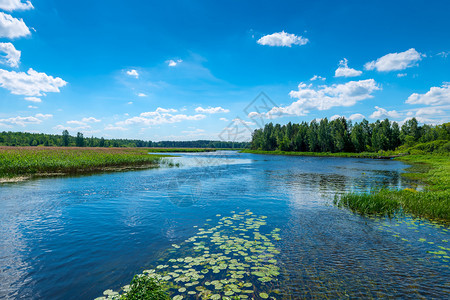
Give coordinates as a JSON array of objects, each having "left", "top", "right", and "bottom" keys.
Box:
[
  {"left": 0, "top": 146, "right": 166, "bottom": 179},
  {"left": 334, "top": 154, "right": 450, "bottom": 221}
]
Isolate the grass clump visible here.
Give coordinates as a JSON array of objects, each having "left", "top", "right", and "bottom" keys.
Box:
[
  {"left": 334, "top": 153, "right": 450, "bottom": 221},
  {"left": 0, "top": 146, "right": 166, "bottom": 179},
  {"left": 121, "top": 275, "right": 169, "bottom": 300}
]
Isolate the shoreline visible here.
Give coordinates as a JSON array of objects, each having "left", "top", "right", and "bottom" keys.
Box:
[{"left": 240, "top": 149, "right": 404, "bottom": 159}]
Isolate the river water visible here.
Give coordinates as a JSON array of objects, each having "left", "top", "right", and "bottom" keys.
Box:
[{"left": 0, "top": 151, "right": 448, "bottom": 299}]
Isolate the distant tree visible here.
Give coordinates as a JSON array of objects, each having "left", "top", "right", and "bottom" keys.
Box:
[
  {"left": 76, "top": 132, "right": 85, "bottom": 147},
  {"left": 62, "top": 130, "right": 70, "bottom": 146}
]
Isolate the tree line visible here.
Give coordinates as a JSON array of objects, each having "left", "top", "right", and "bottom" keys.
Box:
[
  {"left": 251, "top": 117, "right": 450, "bottom": 153},
  {"left": 0, "top": 130, "right": 249, "bottom": 149}
]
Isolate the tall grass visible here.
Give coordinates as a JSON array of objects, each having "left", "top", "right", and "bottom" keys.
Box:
[
  {"left": 334, "top": 154, "right": 450, "bottom": 221},
  {"left": 0, "top": 147, "right": 164, "bottom": 178}
]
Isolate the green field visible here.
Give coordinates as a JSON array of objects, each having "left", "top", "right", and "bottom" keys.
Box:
[{"left": 0, "top": 146, "right": 167, "bottom": 180}]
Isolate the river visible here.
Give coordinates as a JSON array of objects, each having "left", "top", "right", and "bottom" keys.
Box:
[{"left": 0, "top": 151, "right": 448, "bottom": 299}]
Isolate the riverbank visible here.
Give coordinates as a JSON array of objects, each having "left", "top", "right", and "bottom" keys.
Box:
[
  {"left": 334, "top": 154, "right": 450, "bottom": 222},
  {"left": 0, "top": 146, "right": 167, "bottom": 182},
  {"left": 240, "top": 149, "right": 400, "bottom": 159}
]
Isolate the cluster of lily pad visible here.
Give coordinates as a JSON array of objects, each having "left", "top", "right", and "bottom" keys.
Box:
[
  {"left": 97, "top": 211, "right": 282, "bottom": 299},
  {"left": 372, "top": 215, "right": 450, "bottom": 266}
]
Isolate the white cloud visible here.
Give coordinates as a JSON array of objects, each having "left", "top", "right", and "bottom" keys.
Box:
[
  {"left": 406, "top": 83, "right": 450, "bottom": 106},
  {"left": 364, "top": 48, "right": 423, "bottom": 72},
  {"left": 67, "top": 120, "right": 85, "bottom": 126},
  {"left": 220, "top": 117, "right": 228, "bottom": 122},
  {"left": 35, "top": 113, "right": 52, "bottom": 119},
  {"left": 232, "top": 118, "right": 255, "bottom": 126},
  {"left": 310, "top": 75, "right": 326, "bottom": 81},
  {"left": 370, "top": 106, "right": 401, "bottom": 119},
  {"left": 27, "top": 105, "right": 37, "bottom": 109},
  {"left": 24, "top": 96, "right": 41, "bottom": 102},
  {"left": 0, "top": 68, "right": 67, "bottom": 96},
  {"left": 181, "top": 128, "right": 205, "bottom": 135},
  {"left": 0, "top": 12, "right": 30, "bottom": 38},
  {"left": 257, "top": 31, "right": 309, "bottom": 47},
  {"left": 349, "top": 113, "right": 365, "bottom": 121},
  {"left": 167, "top": 59, "right": 182, "bottom": 67},
  {"left": 0, "top": 113, "right": 51, "bottom": 126},
  {"left": 250, "top": 79, "right": 380, "bottom": 118},
  {"left": 397, "top": 73, "right": 407, "bottom": 77},
  {"left": 195, "top": 106, "right": 230, "bottom": 114},
  {"left": 67, "top": 117, "right": 101, "bottom": 126},
  {"left": 126, "top": 69, "right": 139, "bottom": 78},
  {"left": 334, "top": 58, "right": 362, "bottom": 77},
  {"left": 330, "top": 113, "right": 365, "bottom": 121},
  {"left": 0, "top": 42, "right": 20, "bottom": 67},
  {"left": 82, "top": 117, "right": 101, "bottom": 123},
  {"left": 0, "top": 0, "right": 34, "bottom": 11},
  {"left": 54, "top": 124, "right": 91, "bottom": 131},
  {"left": 437, "top": 51, "right": 449, "bottom": 58},
  {"left": 415, "top": 107, "right": 445, "bottom": 117},
  {"left": 104, "top": 124, "right": 128, "bottom": 131},
  {"left": 127, "top": 101, "right": 133, "bottom": 105},
  {"left": 117, "top": 107, "right": 205, "bottom": 126},
  {"left": 137, "top": 93, "right": 147, "bottom": 97}
]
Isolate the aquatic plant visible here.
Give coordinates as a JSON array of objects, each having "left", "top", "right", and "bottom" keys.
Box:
[
  {"left": 334, "top": 154, "right": 450, "bottom": 221},
  {"left": 97, "top": 211, "right": 282, "bottom": 300}
]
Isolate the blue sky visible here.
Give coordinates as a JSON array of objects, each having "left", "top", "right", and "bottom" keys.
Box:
[{"left": 0, "top": 0, "right": 449, "bottom": 141}]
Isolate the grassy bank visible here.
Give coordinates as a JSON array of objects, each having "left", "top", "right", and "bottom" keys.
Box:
[
  {"left": 240, "top": 149, "right": 396, "bottom": 159},
  {"left": 334, "top": 154, "right": 450, "bottom": 222},
  {"left": 0, "top": 146, "right": 167, "bottom": 181}
]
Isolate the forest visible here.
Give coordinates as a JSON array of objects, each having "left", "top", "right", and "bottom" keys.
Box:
[
  {"left": 250, "top": 117, "right": 450, "bottom": 153},
  {"left": 0, "top": 130, "right": 249, "bottom": 149}
]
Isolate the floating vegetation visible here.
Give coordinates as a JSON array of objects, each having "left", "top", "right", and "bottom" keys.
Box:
[
  {"left": 372, "top": 215, "right": 450, "bottom": 267},
  {"left": 97, "top": 211, "right": 282, "bottom": 299}
]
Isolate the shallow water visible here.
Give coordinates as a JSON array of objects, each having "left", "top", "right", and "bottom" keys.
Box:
[{"left": 0, "top": 151, "right": 448, "bottom": 299}]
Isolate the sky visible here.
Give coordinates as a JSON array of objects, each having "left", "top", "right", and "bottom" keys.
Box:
[{"left": 0, "top": 0, "right": 449, "bottom": 142}]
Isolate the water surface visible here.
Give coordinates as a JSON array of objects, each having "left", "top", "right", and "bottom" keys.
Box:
[{"left": 0, "top": 151, "right": 448, "bottom": 299}]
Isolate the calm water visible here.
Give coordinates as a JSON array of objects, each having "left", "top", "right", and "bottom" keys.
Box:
[{"left": 0, "top": 151, "right": 449, "bottom": 299}]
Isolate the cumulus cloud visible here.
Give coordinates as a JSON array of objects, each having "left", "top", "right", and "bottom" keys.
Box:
[
  {"left": 349, "top": 113, "right": 365, "bottom": 121},
  {"left": 0, "top": 42, "right": 20, "bottom": 67},
  {"left": 167, "top": 59, "right": 182, "bottom": 67},
  {"left": 0, "top": 68, "right": 67, "bottom": 96},
  {"left": 257, "top": 31, "right": 309, "bottom": 47},
  {"left": 195, "top": 106, "right": 230, "bottom": 114},
  {"left": 364, "top": 48, "right": 423, "bottom": 72},
  {"left": 0, "top": 0, "right": 34, "bottom": 11},
  {"left": 0, "top": 113, "right": 51, "bottom": 126},
  {"left": 24, "top": 96, "right": 41, "bottom": 102},
  {"left": 220, "top": 117, "right": 228, "bottom": 121},
  {"left": 0, "top": 12, "right": 30, "bottom": 38},
  {"left": 54, "top": 124, "right": 91, "bottom": 131},
  {"left": 27, "top": 105, "right": 37, "bottom": 109},
  {"left": 415, "top": 107, "right": 445, "bottom": 117},
  {"left": 370, "top": 106, "right": 401, "bottom": 119},
  {"left": 82, "top": 117, "right": 101, "bottom": 123},
  {"left": 330, "top": 113, "right": 365, "bottom": 121},
  {"left": 249, "top": 79, "right": 380, "bottom": 118},
  {"left": 117, "top": 107, "right": 206, "bottom": 126},
  {"left": 334, "top": 58, "right": 362, "bottom": 77},
  {"left": 406, "top": 83, "right": 450, "bottom": 106},
  {"left": 126, "top": 69, "right": 139, "bottom": 78},
  {"left": 104, "top": 124, "right": 128, "bottom": 131},
  {"left": 137, "top": 93, "right": 147, "bottom": 97},
  {"left": 310, "top": 75, "right": 326, "bottom": 81}
]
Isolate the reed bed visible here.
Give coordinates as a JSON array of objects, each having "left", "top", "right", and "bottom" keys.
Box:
[{"left": 0, "top": 146, "right": 165, "bottom": 179}]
